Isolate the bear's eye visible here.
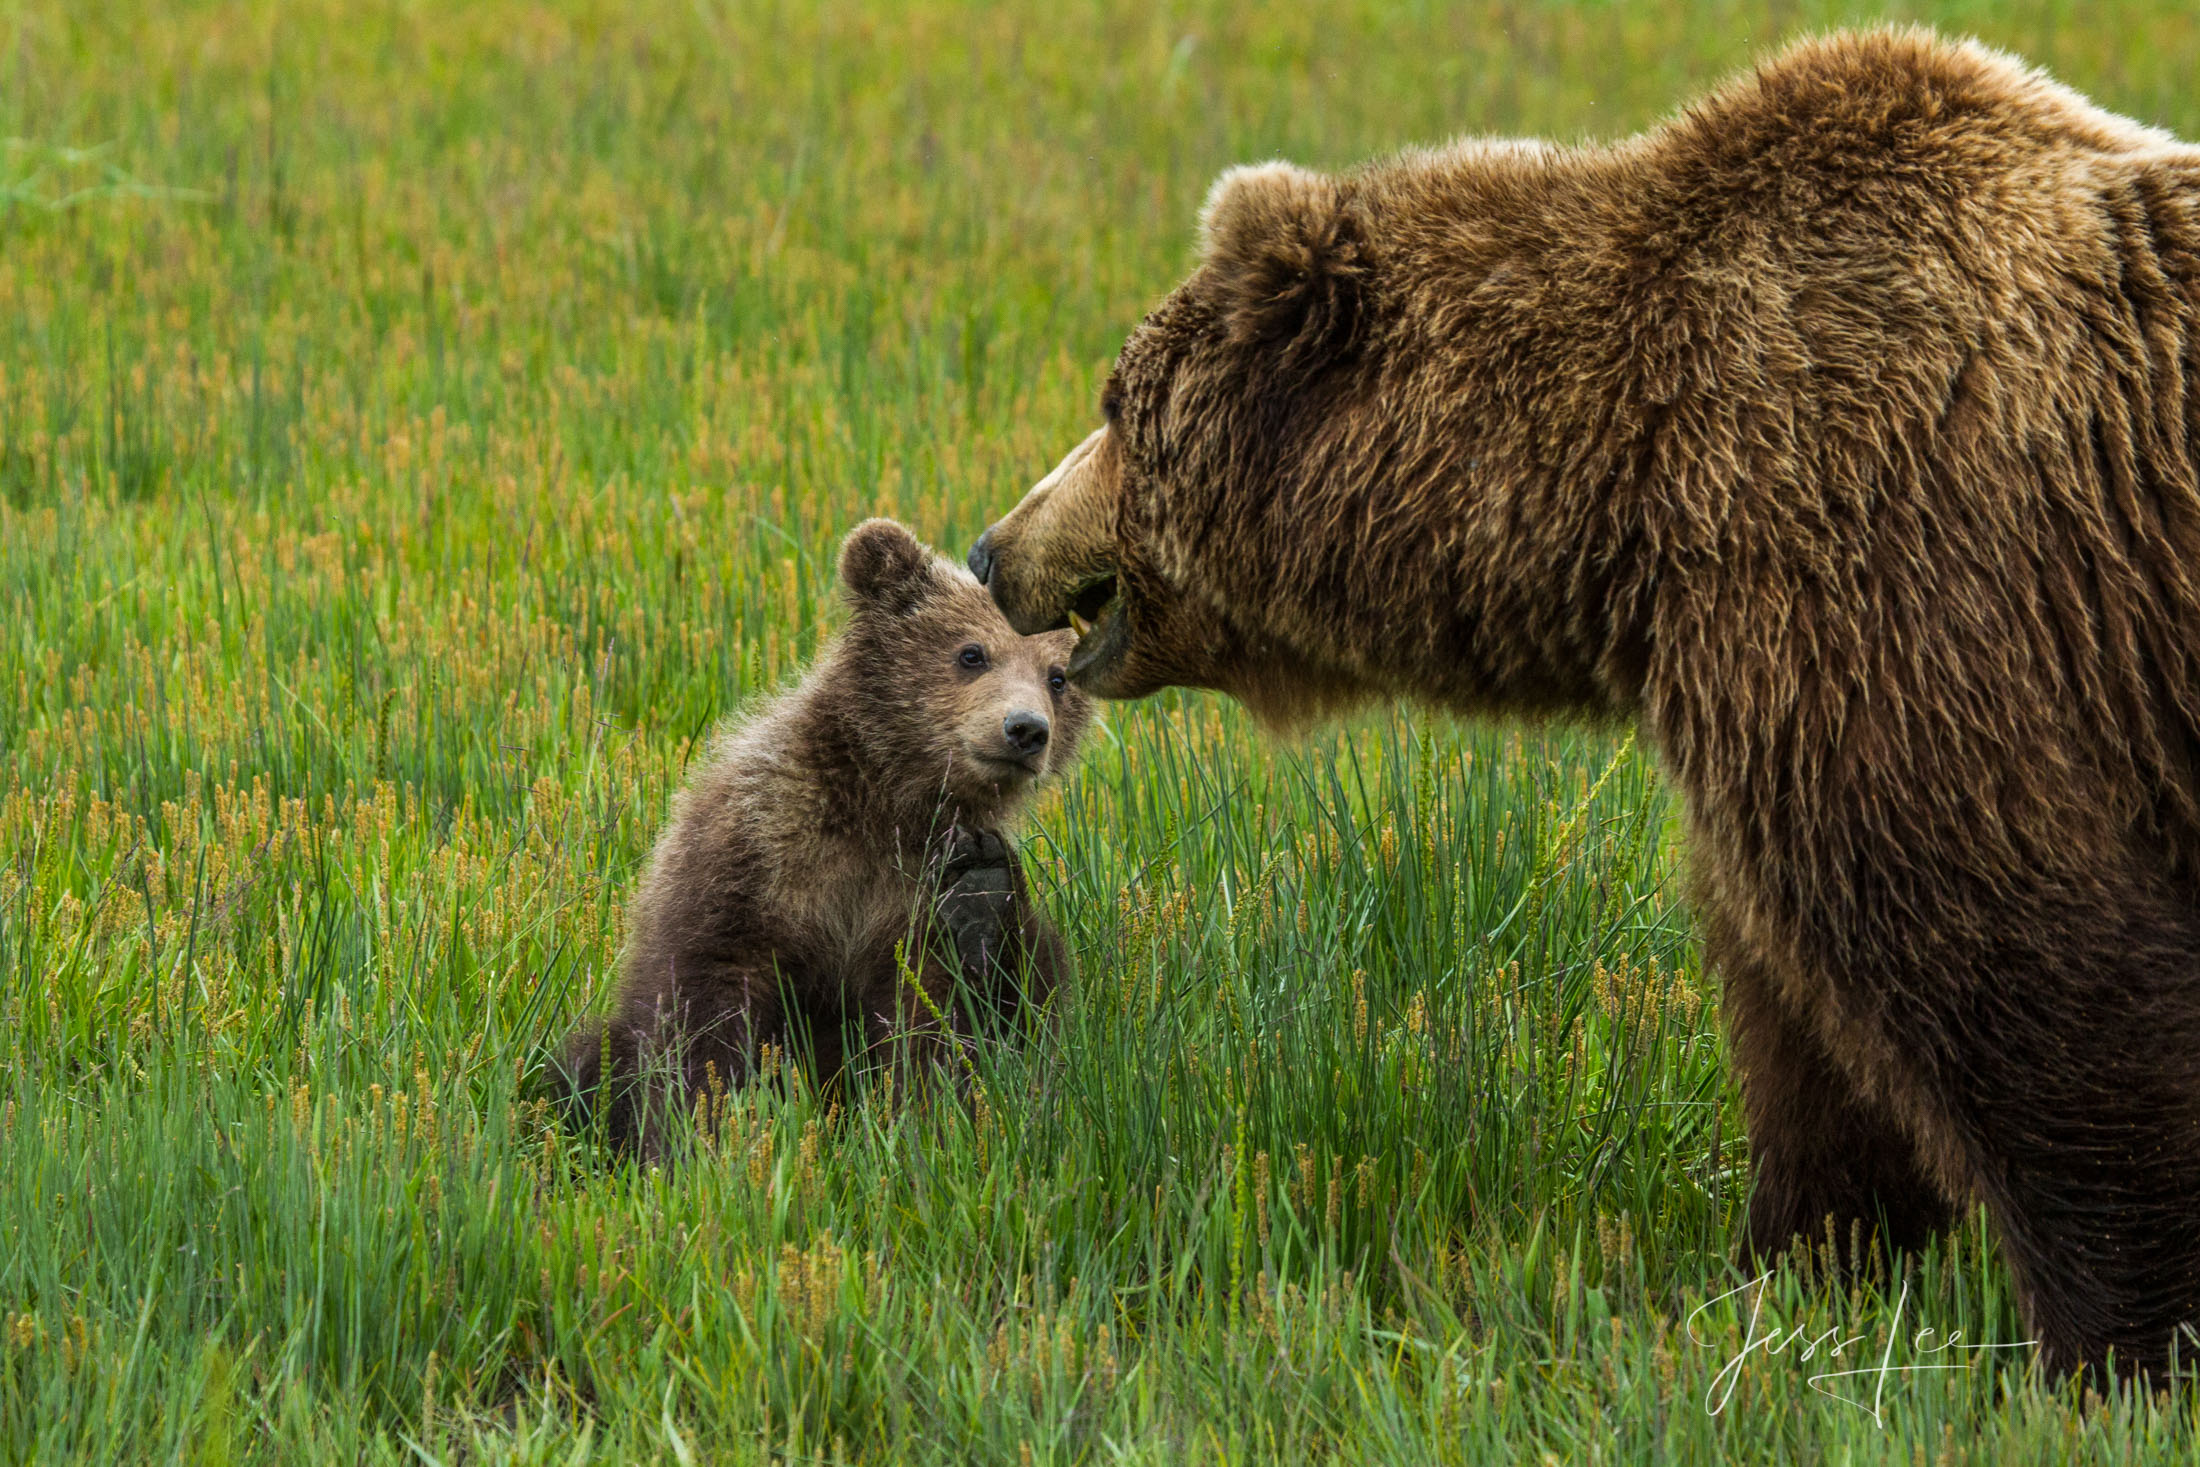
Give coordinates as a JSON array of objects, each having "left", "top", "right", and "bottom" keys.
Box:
[
  {"left": 957, "top": 644, "right": 988, "bottom": 671},
  {"left": 1048, "top": 668, "right": 1067, "bottom": 696}
]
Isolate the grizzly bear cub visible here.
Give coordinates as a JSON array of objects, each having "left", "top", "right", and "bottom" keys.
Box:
[{"left": 564, "top": 519, "right": 1090, "bottom": 1149}]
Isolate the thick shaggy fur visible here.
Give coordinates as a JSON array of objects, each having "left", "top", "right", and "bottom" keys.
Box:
[
  {"left": 566, "top": 520, "right": 1089, "bottom": 1151},
  {"left": 972, "top": 29, "right": 2200, "bottom": 1381}
]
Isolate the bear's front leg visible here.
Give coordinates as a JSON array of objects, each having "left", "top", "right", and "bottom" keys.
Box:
[
  {"left": 936, "top": 825, "right": 1020, "bottom": 981},
  {"left": 1718, "top": 926, "right": 1956, "bottom": 1273}
]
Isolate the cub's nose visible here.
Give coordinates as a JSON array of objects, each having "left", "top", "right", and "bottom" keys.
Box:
[
  {"left": 966, "top": 529, "right": 996, "bottom": 586},
  {"left": 1002, "top": 710, "right": 1050, "bottom": 757}
]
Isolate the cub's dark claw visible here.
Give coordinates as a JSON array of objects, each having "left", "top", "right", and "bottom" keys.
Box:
[
  {"left": 942, "top": 825, "right": 1010, "bottom": 877},
  {"left": 939, "top": 827, "right": 1012, "bottom": 893},
  {"left": 938, "top": 826, "right": 1019, "bottom": 975}
]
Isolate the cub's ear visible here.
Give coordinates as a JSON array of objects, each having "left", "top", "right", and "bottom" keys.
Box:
[
  {"left": 839, "top": 518, "right": 937, "bottom": 614},
  {"left": 1198, "top": 162, "right": 1366, "bottom": 368}
]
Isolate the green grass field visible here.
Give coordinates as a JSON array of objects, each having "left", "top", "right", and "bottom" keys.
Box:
[{"left": 6, "top": 2, "right": 2200, "bottom": 1461}]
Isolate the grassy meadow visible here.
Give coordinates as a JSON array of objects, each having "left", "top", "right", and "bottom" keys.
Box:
[{"left": 6, "top": 1, "right": 2200, "bottom": 1460}]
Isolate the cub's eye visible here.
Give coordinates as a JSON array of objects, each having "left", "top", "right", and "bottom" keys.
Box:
[
  {"left": 957, "top": 644, "right": 988, "bottom": 671},
  {"left": 1048, "top": 668, "right": 1067, "bottom": 696}
]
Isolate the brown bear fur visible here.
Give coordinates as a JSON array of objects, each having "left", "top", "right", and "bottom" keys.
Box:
[
  {"left": 565, "top": 519, "right": 1090, "bottom": 1152},
  {"left": 970, "top": 28, "right": 2200, "bottom": 1381}
]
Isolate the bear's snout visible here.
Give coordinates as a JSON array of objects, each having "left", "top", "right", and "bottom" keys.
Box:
[
  {"left": 966, "top": 530, "right": 997, "bottom": 586},
  {"left": 1002, "top": 710, "right": 1050, "bottom": 759}
]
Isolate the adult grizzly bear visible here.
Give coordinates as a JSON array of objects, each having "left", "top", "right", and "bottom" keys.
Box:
[
  {"left": 968, "top": 29, "right": 2200, "bottom": 1381},
  {"left": 567, "top": 520, "right": 1090, "bottom": 1152}
]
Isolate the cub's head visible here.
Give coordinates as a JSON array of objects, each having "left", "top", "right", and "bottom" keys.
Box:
[
  {"left": 966, "top": 161, "right": 1380, "bottom": 725},
  {"left": 837, "top": 518, "right": 1091, "bottom": 816}
]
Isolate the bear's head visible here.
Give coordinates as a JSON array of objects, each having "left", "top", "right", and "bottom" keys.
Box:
[
  {"left": 964, "top": 160, "right": 1418, "bottom": 726},
  {"left": 837, "top": 518, "right": 1092, "bottom": 817}
]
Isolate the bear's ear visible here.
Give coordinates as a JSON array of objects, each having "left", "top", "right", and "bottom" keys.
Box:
[
  {"left": 839, "top": 519, "right": 937, "bottom": 615},
  {"left": 1198, "top": 162, "right": 1367, "bottom": 369}
]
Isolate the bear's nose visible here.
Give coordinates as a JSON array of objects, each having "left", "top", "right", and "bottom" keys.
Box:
[
  {"left": 966, "top": 530, "right": 996, "bottom": 586},
  {"left": 1002, "top": 710, "right": 1050, "bottom": 757}
]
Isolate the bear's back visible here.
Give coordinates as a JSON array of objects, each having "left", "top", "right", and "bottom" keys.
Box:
[{"left": 620, "top": 689, "right": 926, "bottom": 1015}]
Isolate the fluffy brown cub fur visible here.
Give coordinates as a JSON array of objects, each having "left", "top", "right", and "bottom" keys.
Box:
[
  {"left": 970, "top": 29, "right": 2200, "bottom": 1381},
  {"left": 565, "top": 519, "right": 1089, "bottom": 1150}
]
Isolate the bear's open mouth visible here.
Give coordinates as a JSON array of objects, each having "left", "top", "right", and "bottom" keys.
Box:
[
  {"left": 1065, "top": 575, "right": 1127, "bottom": 684},
  {"left": 1065, "top": 575, "right": 1118, "bottom": 633}
]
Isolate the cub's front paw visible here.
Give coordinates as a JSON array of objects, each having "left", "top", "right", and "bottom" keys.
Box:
[{"left": 938, "top": 826, "right": 1018, "bottom": 975}]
